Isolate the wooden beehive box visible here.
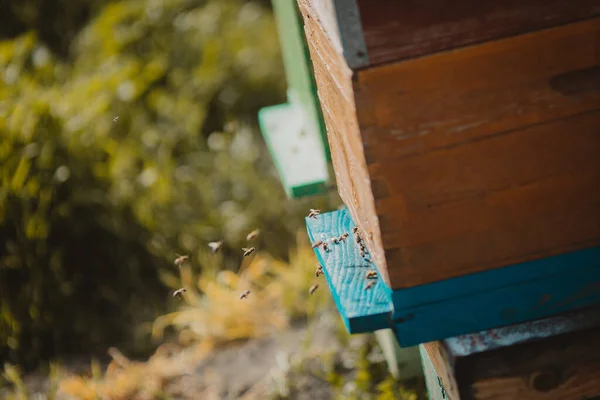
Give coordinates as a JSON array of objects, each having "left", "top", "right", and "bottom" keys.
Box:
[{"left": 300, "top": 0, "right": 600, "bottom": 343}]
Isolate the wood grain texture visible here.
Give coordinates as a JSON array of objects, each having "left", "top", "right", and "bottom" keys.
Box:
[
  {"left": 422, "top": 341, "right": 461, "bottom": 400},
  {"left": 422, "top": 308, "right": 600, "bottom": 400},
  {"left": 304, "top": 209, "right": 392, "bottom": 333},
  {"left": 356, "top": 18, "right": 600, "bottom": 162},
  {"left": 356, "top": 0, "right": 600, "bottom": 66},
  {"left": 456, "top": 326, "right": 600, "bottom": 399},
  {"left": 299, "top": 0, "right": 391, "bottom": 286},
  {"left": 354, "top": 19, "right": 600, "bottom": 288}
]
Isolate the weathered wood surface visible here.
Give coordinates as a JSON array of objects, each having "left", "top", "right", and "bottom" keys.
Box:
[
  {"left": 422, "top": 308, "right": 600, "bottom": 399},
  {"left": 299, "top": 0, "right": 390, "bottom": 285},
  {"left": 356, "top": 0, "right": 600, "bottom": 66},
  {"left": 355, "top": 18, "right": 600, "bottom": 288},
  {"left": 305, "top": 208, "right": 391, "bottom": 333}
]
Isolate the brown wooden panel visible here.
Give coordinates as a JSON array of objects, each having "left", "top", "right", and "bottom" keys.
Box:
[
  {"left": 376, "top": 112, "right": 600, "bottom": 288},
  {"left": 353, "top": 19, "right": 600, "bottom": 288},
  {"left": 456, "top": 326, "right": 600, "bottom": 399},
  {"left": 356, "top": 18, "right": 600, "bottom": 162},
  {"left": 357, "top": 0, "right": 600, "bottom": 66},
  {"left": 298, "top": 0, "right": 392, "bottom": 285}
]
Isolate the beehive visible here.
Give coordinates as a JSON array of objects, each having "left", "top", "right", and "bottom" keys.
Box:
[{"left": 298, "top": 0, "right": 600, "bottom": 290}]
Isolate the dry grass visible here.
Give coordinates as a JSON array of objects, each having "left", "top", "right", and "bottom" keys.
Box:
[{"left": 53, "top": 232, "right": 331, "bottom": 399}]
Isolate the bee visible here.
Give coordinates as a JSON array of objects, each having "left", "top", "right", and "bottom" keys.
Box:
[
  {"left": 315, "top": 264, "right": 324, "bottom": 277},
  {"left": 173, "top": 288, "right": 187, "bottom": 299},
  {"left": 208, "top": 240, "right": 223, "bottom": 253},
  {"left": 366, "top": 271, "right": 378, "bottom": 279},
  {"left": 309, "top": 284, "right": 319, "bottom": 295},
  {"left": 360, "top": 249, "right": 366, "bottom": 258},
  {"left": 365, "top": 281, "right": 376, "bottom": 290},
  {"left": 239, "top": 290, "right": 251, "bottom": 300},
  {"left": 242, "top": 247, "right": 255, "bottom": 257},
  {"left": 354, "top": 233, "right": 362, "bottom": 244},
  {"left": 112, "top": 116, "right": 119, "bottom": 123},
  {"left": 312, "top": 240, "right": 323, "bottom": 249},
  {"left": 308, "top": 209, "right": 321, "bottom": 219},
  {"left": 331, "top": 236, "right": 339, "bottom": 244},
  {"left": 246, "top": 229, "right": 260, "bottom": 241},
  {"left": 352, "top": 227, "right": 360, "bottom": 234},
  {"left": 322, "top": 242, "right": 330, "bottom": 252},
  {"left": 174, "top": 254, "right": 189, "bottom": 267},
  {"left": 339, "top": 233, "right": 349, "bottom": 242}
]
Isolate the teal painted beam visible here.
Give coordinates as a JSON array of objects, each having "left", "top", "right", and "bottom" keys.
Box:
[
  {"left": 306, "top": 208, "right": 600, "bottom": 346},
  {"left": 305, "top": 209, "right": 392, "bottom": 333}
]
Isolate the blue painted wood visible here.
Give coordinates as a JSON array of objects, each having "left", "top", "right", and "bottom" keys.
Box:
[
  {"left": 444, "top": 306, "right": 600, "bottom": 357},
  {"left": 392, "top": 260, "right": 600, "bottom": 346},
  {"left": 306, "top": 208, "right": 600, "bottom": 346},
  {"left": 305, "top": 209, "right": 392, "bottom": 333}
]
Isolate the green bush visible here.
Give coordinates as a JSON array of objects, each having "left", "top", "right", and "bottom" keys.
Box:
[{"left": 0, "top": 0, "right": 333, "bottom": 368}]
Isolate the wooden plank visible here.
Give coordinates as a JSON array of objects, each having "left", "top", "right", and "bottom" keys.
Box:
[
  {"left": 375, "top": 111, "right": 600, "bottom": 287},
  {"left": 456, "top": 327, "right": 600, "bottom": 399},
  {"left": 356, "top": 0, "right": 600, "bottom": 66},
  {"left": 299, "top": 0, "right": 392, "bottom": 285},
  {"left": 305, "top": 209, "right": 392, "bottom": 333},
  {"left": 392, "top": 254, "right": 600, "bottom": 346},
  {"left": 422, "top": 341, "right": 461, "bottom": 400},
  {"left": 304, "top": 209, "right": 600, "bottom": 346},
  {"left": 354, "top": 19, "right": 600, "bottom": 288},
  {"left": 258, "top": 103, "right": 329, "bottom": 197},
  {"left": 356, "top": 18, "right": 600, "bottom": 162},
  {"left": 422, "top": 308, "right": 600, "bottom": 400}
]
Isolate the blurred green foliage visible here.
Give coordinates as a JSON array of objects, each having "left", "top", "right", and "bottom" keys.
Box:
[{"left": 0, "top": 0, "right": 334, "bottom": 368}]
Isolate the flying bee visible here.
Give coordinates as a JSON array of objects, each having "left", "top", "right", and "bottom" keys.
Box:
[
  {"left": 246, "top": 229, "right": 260, "bottom": 241},
  {"left": 112, "top": 116, "right": 119, "bottom": 123},
  {"left": 239, "top": 290, "right": 251, "bottom": 300},
  {"left": 173, "top": 288, "right": 187, "bottom": 299},
  {"left": 309, "top": 284, "right": 319, "bottom": 295},
  {"left": 315, "top": 264, "right": 324, "bottom": 277},
  {"left": 174, "top": 254, "right": 189, "bottom": 267},
  {"left": 365, "top": 281, "right": 376, "bottom": 290},
  {"left": 242, "top": 247, "right": 255, "bottom": 257},
  {"left": 308, "top": 209, "right": 321, "bottom": 219},
  {"left": 208, "top": 240, "right": 223, "bottom": 253},
  {"left": 312, "top": 240, "right": 323, "bottom": 249},
  {"left": 366, "top": 271, "right": 378, "bottom": 279}
]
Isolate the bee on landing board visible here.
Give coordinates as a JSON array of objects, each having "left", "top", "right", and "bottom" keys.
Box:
[
  {"left": 242, "top": 247, "right": 255, "bottom": 257},
  {"left": 365, "top": 271, "right": 378, "bottom": 279},
  {"left": 173, "top": 288, "right": 187, "bottom": 299},
  {"left": 174, "top": 254, "right": 189, "bottom": 267},
  {"left": 239, "top": 290, "right": 251, "bottom": 300},
  {"left": 312, "top": 240, "right": 323, "bottom": 249},
  {"left": 309, "top": 284, "right": 319, "bottom": 295},
  {"left": 208, "top": 240, "right": 223, "bottom": 253},
  {"left": 338, "top": 233, "right": 349, "bottom": 242},
  {"left": 308, "top": 209, "right": 321, "bottom": 219},
  {"left": 246, "top": 229, "right": 260, "bottom": 241}
]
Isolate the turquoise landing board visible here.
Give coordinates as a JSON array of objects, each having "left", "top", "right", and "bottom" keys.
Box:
[
  {"left": 306, "top": 208, "right": 600, "bottom": 347},
  {"left": 305, "top": 210, "right": 392, "bottom": 334}
]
